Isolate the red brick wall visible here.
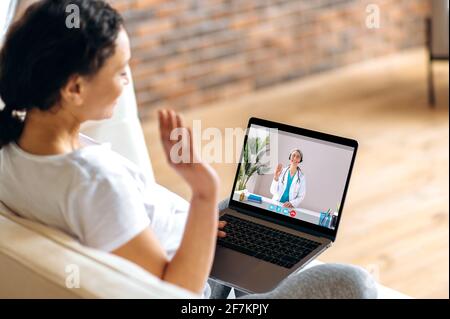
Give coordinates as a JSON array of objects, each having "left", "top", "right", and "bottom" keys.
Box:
[{"left": 109, "top": 0, "right": 430, "bottom": 120}]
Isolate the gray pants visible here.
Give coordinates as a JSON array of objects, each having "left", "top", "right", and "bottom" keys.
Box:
[
  {"left": 210, "top": 198, "right": 378, "bottom": 299},
  {"left": 208, "top": 263, "right": 378, "bottom": 299}
]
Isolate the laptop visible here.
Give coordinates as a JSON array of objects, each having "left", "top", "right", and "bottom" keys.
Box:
[{"left": 210, "top": 117, "right": 358, "bottom": 294}]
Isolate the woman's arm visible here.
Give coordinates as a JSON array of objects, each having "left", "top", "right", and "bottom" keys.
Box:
[{"left": 113, "top": 110, "right": 220, "bottom": 295}]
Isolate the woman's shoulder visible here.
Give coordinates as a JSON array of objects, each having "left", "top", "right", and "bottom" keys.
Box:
[
  {"left": 69, "top": 145, "right": 142, "bottom": 183},
  {"left": 0, "top": 135, "right": 145, "bottom": 187}
]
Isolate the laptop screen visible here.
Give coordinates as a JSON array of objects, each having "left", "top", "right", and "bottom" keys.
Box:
[{"left": 229, "top": 120, "right": 357, "bottom": 239}]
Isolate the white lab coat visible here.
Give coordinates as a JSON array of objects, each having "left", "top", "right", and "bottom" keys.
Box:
[{"left": 270, "top": 167, "right": 306, "bottom": 208}]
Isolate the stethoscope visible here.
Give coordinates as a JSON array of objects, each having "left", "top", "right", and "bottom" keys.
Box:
[{"left": 281, "top": 166, "right": 302, "bottom": 185}]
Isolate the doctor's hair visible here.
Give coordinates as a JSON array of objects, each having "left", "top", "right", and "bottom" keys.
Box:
[{"left": 0, "top": 0, "right": 124, "bottom": 149}]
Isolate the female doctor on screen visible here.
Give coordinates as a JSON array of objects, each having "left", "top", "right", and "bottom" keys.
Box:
[{"left": 270, "top": 149, "right": 306, "bottom": 208}]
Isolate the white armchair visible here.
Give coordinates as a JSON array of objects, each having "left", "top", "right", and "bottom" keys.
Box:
[{"left": 0, "top": 0, "right": 18, "bottom": 45}]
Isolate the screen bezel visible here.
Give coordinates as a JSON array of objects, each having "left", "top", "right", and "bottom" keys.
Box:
[{"left": 228, "top": 117, "right": 358, "bottom": 242}]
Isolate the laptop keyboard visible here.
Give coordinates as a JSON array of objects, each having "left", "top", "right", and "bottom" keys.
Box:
[{"left": 217, "top": 214, "right": 321, "bottom": 269}]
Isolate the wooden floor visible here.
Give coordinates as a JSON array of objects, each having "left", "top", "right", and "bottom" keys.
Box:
[{"left": 142, "top": 48, "right": 449, "bottom": 299}]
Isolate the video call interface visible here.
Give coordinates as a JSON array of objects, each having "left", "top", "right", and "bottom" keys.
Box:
[{"left": 232, "top": 125, "right": 355, "bottom": 230}]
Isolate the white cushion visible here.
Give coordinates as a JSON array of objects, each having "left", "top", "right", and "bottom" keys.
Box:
[{"left": 0, "top": 201, "right": 198, "bottom": 299}]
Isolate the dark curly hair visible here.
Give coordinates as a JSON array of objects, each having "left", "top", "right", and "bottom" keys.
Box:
[{"left": 0, "top": 0, "right": 124, "bottom": 149}]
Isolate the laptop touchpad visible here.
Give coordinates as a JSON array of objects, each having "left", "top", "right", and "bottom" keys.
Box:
[{"left": 211, "top": 247, "right": 257, "bottom": 279}]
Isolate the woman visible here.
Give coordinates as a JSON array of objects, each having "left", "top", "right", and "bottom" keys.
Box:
[
  {"left": 0, "top": 0, "right": 377, "bottom": 299},
  {"left": 270, "top": 149, "right": 306, "bottom": 208}
]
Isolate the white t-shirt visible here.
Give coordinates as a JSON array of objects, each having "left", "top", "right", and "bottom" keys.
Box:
[
  {"left": 0, "top": 134, "right": 189, "bottom": 255},
  {"left": 0, "top": 133, "right": 212, "bottom": 298}
]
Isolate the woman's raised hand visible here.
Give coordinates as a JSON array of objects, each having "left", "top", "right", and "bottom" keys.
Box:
[
  {"left": 274, "top": 163, "right": 283, "bottom": 181},
  {"left": 158, "top": 109, "right": 219, "bottom": 197}
]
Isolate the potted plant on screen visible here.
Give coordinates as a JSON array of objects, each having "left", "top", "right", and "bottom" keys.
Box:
[{"left": 236, "top": 135, "right": 271, "bottom": 192}]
